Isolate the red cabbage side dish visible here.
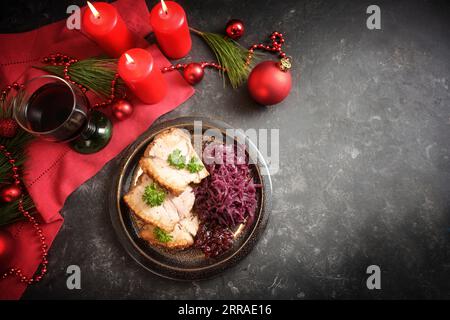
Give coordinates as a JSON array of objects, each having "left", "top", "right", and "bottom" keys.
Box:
[{"left": 194, "top": 142, "right": 261, "bottom": 257}]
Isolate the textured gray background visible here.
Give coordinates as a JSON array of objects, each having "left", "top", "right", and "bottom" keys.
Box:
[{"left": 0, "top": 0, "right": 449, "bottom": 299}]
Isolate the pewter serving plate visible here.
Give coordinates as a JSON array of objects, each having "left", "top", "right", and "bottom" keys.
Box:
[{"left": 109, "top": 117, "right": 272, "bottom": 280}]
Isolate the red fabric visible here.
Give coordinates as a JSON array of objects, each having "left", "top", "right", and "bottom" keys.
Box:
[{"left": 0, "top": 0, "right": 194, "bottom": 299}]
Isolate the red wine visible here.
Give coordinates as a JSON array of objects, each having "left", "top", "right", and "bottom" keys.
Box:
[
  {"left": 25, "top": 82, "right": 88, "bottom": 141},
  {"left": 26, "top": 83, "right": 74, "bottom": 132}
]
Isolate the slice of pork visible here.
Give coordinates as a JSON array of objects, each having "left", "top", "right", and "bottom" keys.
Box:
[
  {"left": 140, "top": 128, "right": 209, "bottom": 195},
  {"left": 139, "top": 215, "right": 199, "bottom": 249},
  {"left": 123, "top": 173, "right": 195, "bottom": 233}
]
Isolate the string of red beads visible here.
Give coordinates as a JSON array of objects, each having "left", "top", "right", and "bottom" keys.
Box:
[
  {"left": 92, "top": 73, "right": 121, "bottom": 108},
  {"left": 200, "top": 62, "right": 225, "bottom": 71},
  {"left": 0, "top": 144, "right": 48, "bottom": 284},
  {"left": 42, "top": 53, "right": 86, "bottom": 93},
  {"left": 245, "top": 31, "right": 287, "bottom": 66},
  {"left": 161, "top": 61, "right": 224, "bottom": 73},
  {"left": 1, "top": 82, "right": 24, "bottom": 101}
]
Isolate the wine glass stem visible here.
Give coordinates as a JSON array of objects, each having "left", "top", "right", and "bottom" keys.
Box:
[{"left": 81, "top": 120, "right": 97, "bottom": 140}]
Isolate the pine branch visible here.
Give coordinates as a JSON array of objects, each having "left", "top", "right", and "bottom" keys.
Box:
[
  {"left": 191, "top": 28, "right": 255, "bottom": 88},
  {"left": 35, "top": 57, "right": 127, "bottom": 99},
  {"left": 0, "top": 94, "right": 35, "bottom": 226},
  {"left": 0, "top": 197, "right": 35, "bottom": 227}
]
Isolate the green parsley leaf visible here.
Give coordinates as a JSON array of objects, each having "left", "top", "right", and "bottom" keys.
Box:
[
  {"left": 167, "top": 149, "right": 186, "bottom": 169},
  {"left": 154, "top": 227, "right": 173, "bottom": 243},
  {"left": 187, "top": 157, "right": 204, "bottom": 173},
  {"left": 142, "top": 183, "right": 166, "bottom": 207}
]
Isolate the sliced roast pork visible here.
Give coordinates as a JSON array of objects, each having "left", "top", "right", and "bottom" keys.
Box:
[
  {"left": 139, "top": 215, "right": 199, "bottom": 249},
  {"left": 140, "top": 128, "right": 209, "bottom": 195},
  {"left": 123, "top": 173, "right": 195, "bottom": 233}
]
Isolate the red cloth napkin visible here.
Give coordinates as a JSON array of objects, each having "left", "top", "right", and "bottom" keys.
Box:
[{"left": 0, "top": 0, "right": 194, "bottom": 299}]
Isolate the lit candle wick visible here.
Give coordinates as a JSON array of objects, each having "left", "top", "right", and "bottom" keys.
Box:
[
  {"left": 125, "top": 53, "right": 135, "bottom": 64},
  {"left": 161, "top": 0, "right": 168, "bottom": 14},
  {"left": 87, "top": 1, "right": 100, "bottom": 19}
]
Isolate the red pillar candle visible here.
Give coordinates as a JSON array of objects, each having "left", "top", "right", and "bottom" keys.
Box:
[
  {"left": 118, "top": 48, "right": 167, "bottom": 104},
  {"left": 149, "top": 0, "right": 192, "bottom": 59},
  {"left": 82, "top": 1, "right": 134, "bottom": 58}
]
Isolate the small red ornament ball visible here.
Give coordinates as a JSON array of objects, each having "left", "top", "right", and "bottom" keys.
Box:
[
  {"left": 183, "top": 63, "right": 204, "bottom": 85},
  {"left": 225, "top": 19, "right": 245, "bottom": 40},
  {"left": 0, "top": 118, "right": 19, "bottom": 138},
  {"left": 0, "top": 229, "right": 15, "bottom": 271},
  {"left": 0, "top": 184, "right": 22, "bottom": 203},
  {"left": 112, "top": 99, "right": 134, "bottom": 121},
  {"left": 247, "top": 61, "right": 292, "bottom": 106}
]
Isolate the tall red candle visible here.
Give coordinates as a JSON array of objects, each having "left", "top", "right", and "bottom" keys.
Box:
[
  {"left": 118, "top": 48, "right": 167, "bottom": 104},
  {"left": 149, "top": 0, "right": 191, "bottom": 59},
  {"left": 82, "top": 1, "right": 134, "bottom": 58}
]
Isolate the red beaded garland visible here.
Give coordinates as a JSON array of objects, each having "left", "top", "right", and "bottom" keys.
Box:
[
  {"left": 42, "top": 53, "right": 84, "bottom": 91},
  {"left": 92, "top": 73, "right": 121, "bottom": 109},
  {"left": 0, "top": 144, "right": 48, "bottom": 284},
  {"left": 1, "top": 82, "right": 23, "bottom": 101},
  {"left": 161, "top": 61, "right": 224, "bottom": 86},
  {"left": 245, "top": 31, "right": 288, "bottom": 66}
]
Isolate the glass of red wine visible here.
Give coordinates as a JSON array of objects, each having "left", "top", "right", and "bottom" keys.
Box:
[{"left": 13, "top": 75, "right": 112, "bottom": 154}]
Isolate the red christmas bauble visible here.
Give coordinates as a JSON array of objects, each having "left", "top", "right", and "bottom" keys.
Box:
[
  {"left": 112, "top": 99, "right": 134, "bottom": 121},
  {"left": 183, "top": 63, "right": 204, "bottom": 85},
  {"left": 0, "top": 229, "right": 15, "bottom": 271},
  {"left": 0, "top": 184, "right": 22, "bottom": 203},
  {"left": 0, "top": 118, "right": 19, "bottom": 138},
  {"left": 225, "top": 19, "right": 245, "bottom": 40},
  {"left": 247, "top": 60, "right": 292, "bottom": 105}
]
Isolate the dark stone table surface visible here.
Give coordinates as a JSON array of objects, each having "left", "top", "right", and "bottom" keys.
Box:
[{"left": 1, "top": 0, "right": 449, "bottom": 299}]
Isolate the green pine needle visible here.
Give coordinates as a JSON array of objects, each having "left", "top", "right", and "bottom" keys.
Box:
[
  {"left": 35, "top": 57, "right": 127, "bottom": 99},
  {"left": 0, "top": 95, "right": 36, "bottom": 226},
  {"left": 191, "top": 28, "right": 254, "bottom": 88},
  {"left": 0, "top": 196, "right": 35, "bottom": 227}
]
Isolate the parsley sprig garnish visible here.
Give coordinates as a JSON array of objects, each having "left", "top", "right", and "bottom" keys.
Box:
[
  {"left": 154, "top": 227, "right": 173, "bottom": 243},
  {"left": 187, "top": 157, "right": 204, "bottom": 173},
  {"left": 167, "top": 149, "right": 204, "bottom": 173},
  {"left": 142, "top": 183, "right": 166, "bottom": 207},
  {"left": 167, "top": 149, "right": 186, "bottom": 169}
]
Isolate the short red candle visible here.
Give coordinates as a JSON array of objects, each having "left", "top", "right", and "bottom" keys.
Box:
[
  {"left": 118, "top": 48, "right": 167, "bottom": 104},
  {"left": 82, "top": 2, "right": 134, "bottom": 58},
  {"left": 149, "top": 1, "right": 191, "bottom": 59}
]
